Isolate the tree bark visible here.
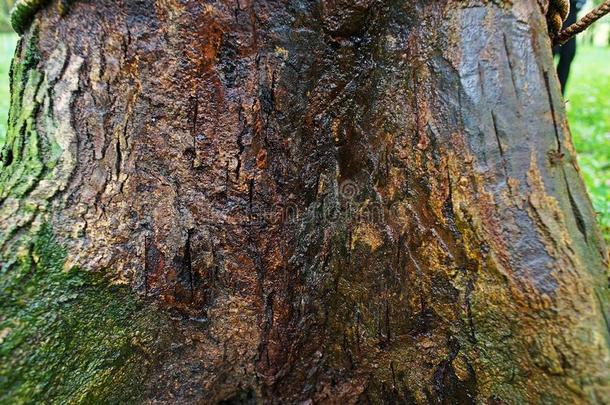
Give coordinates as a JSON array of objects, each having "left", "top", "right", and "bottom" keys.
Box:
[{"left": 1, "top": 0, "right": 609, "bottom": 403}]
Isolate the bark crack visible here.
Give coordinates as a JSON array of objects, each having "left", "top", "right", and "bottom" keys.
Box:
[
  {"left": 490, "top": 110, "right": 511, "bottom": 188},
  {"left": 543, "top": 70, "right": 562, "bottom": 153},
  {"left": 502, "top": 33, "right": 519, "bottom": 100},
  {"left": 562, "top": 169, "right": 587, "bottom": 241},
  {"left": 185, "top": 229, "right": 194, "bottom": 300}
]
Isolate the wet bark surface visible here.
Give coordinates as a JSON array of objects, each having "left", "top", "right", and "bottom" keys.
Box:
[{"left": 1, "top": 0, "right": 609, "bottom": 403}]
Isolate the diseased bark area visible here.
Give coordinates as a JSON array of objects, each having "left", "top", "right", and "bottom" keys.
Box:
[{"left": 0, "top": 0, "right": 608, "bottom": 403}]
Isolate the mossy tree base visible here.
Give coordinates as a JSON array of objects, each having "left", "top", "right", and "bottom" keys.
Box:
[{"left": 0, "top": 225, "right": 173, "bottom": 403}]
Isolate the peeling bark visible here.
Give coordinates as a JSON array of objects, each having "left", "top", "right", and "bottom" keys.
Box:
[{"left": 1, "top": 0, "right": 609, "bottom": 403}]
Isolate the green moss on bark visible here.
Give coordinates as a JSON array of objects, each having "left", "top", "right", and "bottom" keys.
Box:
[
  {"left": 10, "top": 0, "right": 75, "bottom": 35},
  {"left": 10, "top": 0, "right": 48, "bottom": 35},
  {"left": 0, "top": 224, "right": 171, "bottom": 403},
  {"left": 0, "top": 26, "right": 42, "bottom": 201}
]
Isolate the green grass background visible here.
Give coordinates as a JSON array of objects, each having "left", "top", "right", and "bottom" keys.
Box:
[
  {"left": 0, "top": 32, "right": 608, "bottom": 240},
  {"left": 565, "top": 46, "right": 610, "bottom": 241},
  {"left": 0, "top": 33, "right": 15, "bottom": 142}
]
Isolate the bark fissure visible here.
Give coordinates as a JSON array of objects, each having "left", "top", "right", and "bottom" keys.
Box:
[
  {"left": 502, "top": 33, "right": 519, "bottom": 99},
  {"left": 563, "top": 169, "right": 588, "bottom": 241},
  {"left": 543, "top": 70, "right": 563, "bottom": 153}
]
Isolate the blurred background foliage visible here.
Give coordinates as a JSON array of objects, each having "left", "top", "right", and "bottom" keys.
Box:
[
  {"left": 0, "top": 1, "right": 14, "bottom": 32},
  {"left": 565, "top": 45, "right": 610, "bottom": 241},
  {"left": 0, "top": 0, "right": 608, "bottom": 240}
]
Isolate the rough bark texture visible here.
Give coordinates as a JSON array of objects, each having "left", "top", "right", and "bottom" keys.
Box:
[{"left": 1, "top": 0, "right": 609, "bottom": 403}]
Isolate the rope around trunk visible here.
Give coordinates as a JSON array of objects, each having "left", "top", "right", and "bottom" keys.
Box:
[{"left": 554, "top": 0, "right": 610, "bottom": 46}]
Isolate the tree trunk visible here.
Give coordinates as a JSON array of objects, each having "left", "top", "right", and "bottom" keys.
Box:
[{"left": 1, "top": 0, "right": 609, "bottom": 403}]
